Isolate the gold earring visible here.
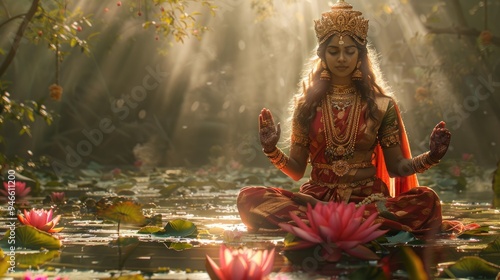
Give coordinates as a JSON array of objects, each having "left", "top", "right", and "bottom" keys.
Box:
[
  {"left": 320, "top": 61, "right": 331, "bottom": 81},
  {"left": 352, "top": 61, "right": 362, "bottom": 81}
]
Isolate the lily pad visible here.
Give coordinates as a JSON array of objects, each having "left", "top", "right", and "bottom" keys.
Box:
[
  {"left": 442, "top": 256, "right": 500, "bottom": 278},
  {"left": 1, "top": 226, "right": 62, "bottom": 250},
  {"left": 137, "top": 226, "right": 164, "bottom": 234},
  {"left": 479, "top": 236, "right": 500, "bottom": 265},
  {"left": 167, "top": 242, "right": 193, "bottom": 251},
  {"left": 15, "top": 250, "right": 60, "bottom": 269},
  {"left": 381, "top": 231, "right": 416, "bottom": 245},
  {"left": 162, "top": 219, "right": 198, "bottom": 237},
  {"left": 98, "top": 201, "right": 145, "bottom": 225},
  {"left": 159, "top": 184, "right": 181, "bottom": 196}
]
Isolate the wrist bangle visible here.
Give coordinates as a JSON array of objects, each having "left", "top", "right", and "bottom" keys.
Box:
[
  {"left": 263, "top": 147, "right": 279, "bottom": 157},
  {"left": 264, "top": 147, "right": 289, "bottom": 170},
  {"left": 411, "top": 151, "right": 439, "bottom": 173}
]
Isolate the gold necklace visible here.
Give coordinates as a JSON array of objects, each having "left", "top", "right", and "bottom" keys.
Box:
[
  {"left": 330, "top": 84, "right": 357, "bottom": 95},
  {"left": 322, "top": 89, "right": 362, "bottom": 175}
]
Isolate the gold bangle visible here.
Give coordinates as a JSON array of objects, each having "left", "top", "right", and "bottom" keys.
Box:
[
  {"left": 264, "top": 147, "right": 289, "bottom": 169},
  {"left": 263, "top": 147, "right": 279, "bottom": 157},
  {"left": 411, "top": 151, "right": 439, "bottom": 173}
]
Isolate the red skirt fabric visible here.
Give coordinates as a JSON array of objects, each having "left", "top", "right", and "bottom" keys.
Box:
[{"left": 236, "top": 178, "right": 442, "bottom": 237}]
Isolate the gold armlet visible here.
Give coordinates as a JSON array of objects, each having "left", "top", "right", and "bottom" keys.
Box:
[
  {"left": 263, "top": 147, "right": 289, "bottom": 170},
  {"left": 411, "top": 151, "right": 440, "bottom": 173}
]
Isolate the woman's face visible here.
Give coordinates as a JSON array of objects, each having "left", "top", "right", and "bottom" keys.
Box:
[{"left": 324, "top": 35, "right": 359, "bottom": 84}]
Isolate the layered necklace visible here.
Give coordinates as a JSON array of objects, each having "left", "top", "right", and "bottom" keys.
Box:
[{"left": 321, "top": 84, "right": 362, "bottom": 175}]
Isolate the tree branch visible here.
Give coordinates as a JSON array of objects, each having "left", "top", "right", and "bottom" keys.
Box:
[
  {"left": 424, "top": 25, "right": 500, "bottom": 47},
  {"left": 0, "top": 0, "right": 41, "bottom": 78},
  {"left": 0, "top": 14, "right": 27, "bottom": 30}
]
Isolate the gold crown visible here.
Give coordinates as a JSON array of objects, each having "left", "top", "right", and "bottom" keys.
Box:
[{"left": 314, "top": 0, "right": 369, "bottom": 45}]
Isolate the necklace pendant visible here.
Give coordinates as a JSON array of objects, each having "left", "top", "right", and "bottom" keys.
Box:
[
  {"left": 334, "top": 146, "right": 346, "bottom": 156},
  {"left": 332, "top": 160, "right": 349, "bottom": 176}
]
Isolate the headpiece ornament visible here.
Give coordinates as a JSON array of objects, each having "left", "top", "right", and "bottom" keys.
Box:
[{"left": 314, "top": 0, "right": 369, "bottom": 45}]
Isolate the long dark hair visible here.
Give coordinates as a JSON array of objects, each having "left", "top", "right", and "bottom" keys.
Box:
[{"left": 292, "top": 35, "right": 388, "bottom": 131}]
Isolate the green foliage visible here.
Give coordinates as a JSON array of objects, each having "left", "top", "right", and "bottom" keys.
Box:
[
  {"left": 26, "top": 1, "right": 93, "bottom": 57},
  {"left": 14, "top": 250, "right": 60, "bottom": 269},
  {"left": 137, "top": 225, "right": 164, "bottom": 234},
  {"left": 142, "top": 0, "right": 216, "bottom": 43},
  {"left": 0, "top": 91, "right": 54, "bottom": 141},
  {"left": 442, "top": 256, "right": 500, "bottom": 278}
]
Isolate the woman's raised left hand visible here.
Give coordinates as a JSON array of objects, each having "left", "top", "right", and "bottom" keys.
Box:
[{"left": 429, "top": 121, "right": 451, "bottom": 161}]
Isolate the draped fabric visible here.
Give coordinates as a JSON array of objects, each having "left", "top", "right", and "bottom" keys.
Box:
[
  {"left": 237, "top": 94, "right": 442, "bottom": 237},
  {"left": 374, "top": 102, "right": 419, "bottom": 197}
]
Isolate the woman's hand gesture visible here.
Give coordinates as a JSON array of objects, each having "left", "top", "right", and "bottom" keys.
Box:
[
  {"left": 429, "top": 121, "right": 451, "bottom": 161},
  {"left": 259, "top": 108, "right": 281, "bottom": 153}
]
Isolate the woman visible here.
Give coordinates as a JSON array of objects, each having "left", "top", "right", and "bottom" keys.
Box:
[{"left": 237, "top": 0, "right": 451, "bottom": 237}]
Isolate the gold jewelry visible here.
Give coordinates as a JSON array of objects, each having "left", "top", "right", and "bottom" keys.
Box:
[
  {"left": 264, "top": 148, "right": 289, "bottom": 170},
  {"left": 352, "top": 61, "right": 362, "bottom": 80},
  {"left": 320, "top": 61, "right": 331, "bottom": 81},
  {"left": 331, "top": 84, "right": 356, "bottom": 95},
  {"left": 314, "top": 0, "right": 369, "bottom": 45},
  {"left": 411, "top": 151, "right": 439, "bottom": 173},
  {"left": 321, "top": 86, "right": 362, "bottom": 167},
  {"left": 313, "top": 161, "right": 373, "bottom": 177}
]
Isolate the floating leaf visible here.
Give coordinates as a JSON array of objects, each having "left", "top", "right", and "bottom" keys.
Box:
[
  {"left": 443, "top": 256, "right": 500, "bottom": 278},
  {"left": 167, "top": 242, "right": 193, "bottom": 251},
  {"left": 159, "top": 184, "right": 180, "bottom": 196},
  {"left": 381, "top": 231, "right": 416, "bottom": 245},
  {"left": 98, "top": 201, "right": 145, "bottom": 225},
  {"left": 479, "top": 237, "right": 500, "bottom": 265},
  {"left": 137, "top": 226, "right": 164, "bottom": 234},
  {"left": 162, "top": 219, "right": 197, "bottom": 237},
  {"left": 1, "top": 226, "right": 62, "bottom": 250},
  {"left": 15, "top": 250, "right": 60, "bottom": 269},
  {"left": 460, "top": 225, "right": 490, "bottom": 236}
]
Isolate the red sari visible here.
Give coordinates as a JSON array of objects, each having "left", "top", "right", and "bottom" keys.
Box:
[{"left": 237, "top": 94, "right": 442, "bottom": 237}]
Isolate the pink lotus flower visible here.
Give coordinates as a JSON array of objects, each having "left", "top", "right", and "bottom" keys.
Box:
[
  {"left": 1, "top": 181, "right": 31, "bottom": 200},
  {"left": 206, "top": 245, "right": 274, "bottom": 280},
  {"left": 279, "top": 201, "right": 387, "bottom": 262},
  {"left": 50, "top": 192, "right": 65, "bottom": 204},
  {"left": 18, "top": 208, "right": 63, "bottom": 233}
]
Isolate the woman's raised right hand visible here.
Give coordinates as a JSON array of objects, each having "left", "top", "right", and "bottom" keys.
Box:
[{"left": 259, "top": 108, "right": 281, "bottom": 153}]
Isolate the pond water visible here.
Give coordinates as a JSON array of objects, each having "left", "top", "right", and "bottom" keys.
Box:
[{"left": 1, "top": 168, "right": 500, "bottom": 279}]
